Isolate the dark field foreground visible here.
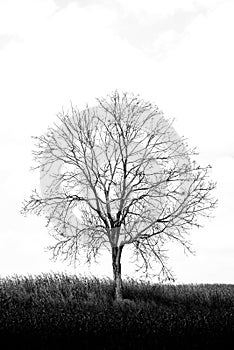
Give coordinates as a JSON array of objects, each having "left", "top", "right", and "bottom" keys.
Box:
[{"left": 0, "top": 273, "right": 234, "bottom": 349}]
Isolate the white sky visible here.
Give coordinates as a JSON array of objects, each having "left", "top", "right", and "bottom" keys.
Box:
[{"left": 0, "top": 0, "right": 234, "bottom": 284}]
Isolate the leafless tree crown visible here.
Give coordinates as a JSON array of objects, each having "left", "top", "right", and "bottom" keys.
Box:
[{"left": 22, "top": 91, "right": 217, "bottom": 280}]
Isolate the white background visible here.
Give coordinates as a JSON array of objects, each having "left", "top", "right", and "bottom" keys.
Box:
[{"left": 0, "top": 0, "right": 233, "bottom": 284}]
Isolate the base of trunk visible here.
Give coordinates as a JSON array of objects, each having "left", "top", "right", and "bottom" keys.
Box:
[
  {"left": 114, "top": 273, "right": 123, "bottom": 300},
  {"left": 112, "top": 245, "right": 123, "bottom": 300}
]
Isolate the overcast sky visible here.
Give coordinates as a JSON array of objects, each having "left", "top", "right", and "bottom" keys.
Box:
[{"left": 0, "top": 0, "right": 233, "bottom": 283}]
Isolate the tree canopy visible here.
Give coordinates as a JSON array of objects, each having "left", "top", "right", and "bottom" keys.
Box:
[{"left": 22, "top": 91, "right": 217, "bottom": 297}]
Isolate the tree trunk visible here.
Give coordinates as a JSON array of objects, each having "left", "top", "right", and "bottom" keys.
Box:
[{"left": 112, "top": 245, "right": 123, "bottom": 300}]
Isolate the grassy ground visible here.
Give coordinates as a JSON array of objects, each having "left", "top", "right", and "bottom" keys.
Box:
[{"left": 0, "top": 273, "right": 234, "bottom": 349}]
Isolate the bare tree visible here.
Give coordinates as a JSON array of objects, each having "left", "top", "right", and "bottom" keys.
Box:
[{"left": 21, "top": 91, "right": 217, "bottom": 300}]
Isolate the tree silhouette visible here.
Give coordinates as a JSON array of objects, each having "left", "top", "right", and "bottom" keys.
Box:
[{"left": 21, "top": 91, "right": 217, "bottom": 300}]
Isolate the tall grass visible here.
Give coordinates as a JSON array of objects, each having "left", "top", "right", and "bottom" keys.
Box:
[{"left": 0, "top": 273, "right": 234, "bottom": 349}]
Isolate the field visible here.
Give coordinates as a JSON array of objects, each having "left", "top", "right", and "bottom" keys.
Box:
[{"left": 0, "top": 273, "right": 234, "bottom": 349}]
